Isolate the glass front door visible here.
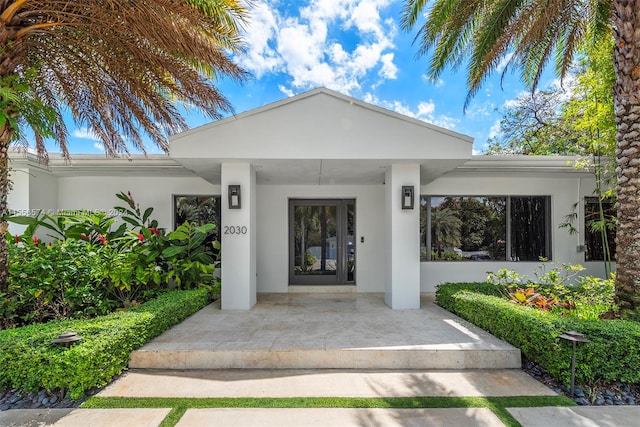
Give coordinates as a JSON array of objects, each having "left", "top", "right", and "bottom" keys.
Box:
[{"left": 289, "top": 199, "right": 355, "bottom": 285}]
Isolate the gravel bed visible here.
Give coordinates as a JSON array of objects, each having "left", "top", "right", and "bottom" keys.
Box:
[
  {"left": 523, "top": 359, "right": 640, "bottom": 406},
  {"left": 0, "top": 388, "right": 87, "bottom": 411},
  {"left": 0, "top": 378, "right": 114, "bottom": 411}
]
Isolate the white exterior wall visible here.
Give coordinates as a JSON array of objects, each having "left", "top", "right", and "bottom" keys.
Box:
[
  {"left": 420, "top": 173, "right": 609, "bottom": 292},
  {"left": 8, "top": 167, "right": 59, "bottom": 215},
  {"left": 56, "top": 176, "right": 220, "bottom": 230},
  {"left": 7, "top": 168, "right": 32, "bottom": 236},
  {"left": 256, "top": 185, "right": 385, "bottom": 293},
  {"left": 7, "top": 168, "right": 29, "bottom": 213},
  {"left": 7, "top": 168, "right": 60, "bottom": 238},
  {"left": 29, "top": 168, "right": 59, "bottom": 212},
  {"left": 13, "top": 164, "right": 608, "bottom": 298}
]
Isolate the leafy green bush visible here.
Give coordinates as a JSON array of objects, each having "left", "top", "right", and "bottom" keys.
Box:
[
  {"left": 437, "top": 282, "right": 640, "bottom": 386},
  {"left": 0, "top": 289, "right": 210, "bottom": 399},
  {"left": 486, "top": 262, "right": 617, "bottom": 319},
  {"left": 3, "top": 240, "right": 115, "bottom": 328},
  {"left": 5, "top": 191, "right": 219, "bottom": 328}
]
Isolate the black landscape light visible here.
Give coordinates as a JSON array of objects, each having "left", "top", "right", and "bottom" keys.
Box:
[
  {"left": 559, "top": 330, "right": 590, "bottom": 396},
  {"left": 52, "top": 330, "right": 82, "bottom": 348}
]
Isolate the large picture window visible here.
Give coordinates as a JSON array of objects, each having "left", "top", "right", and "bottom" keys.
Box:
[
  {"left": 584, "top": 197, "right": 616, "bottom": 261},
  {"left": 420, "top": 195, "right": 551, "bottom": 261}
]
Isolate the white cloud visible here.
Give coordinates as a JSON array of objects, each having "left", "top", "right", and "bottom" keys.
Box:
[
  {"left": 278, "top": 84, "right": 295, "bottom": 97},
  {"left": 416, "top": 101, "right": 435, "bottom": 117},
  {"left": 550, "top": 75, "right": 578, "bottom": 102},
  {"left": 378, "top": 53, "right": 397, "bottom": 79},
  {"left": 421, "top": 74, "right": 444, "bottom": 88},
  {"left": 465, "top": 100, "right": 496, "bottom": 120},
  {"left": 496, "top": 52, "right": 514, "bottom": 73},
  {"left": 238, "top": 2, "right": 282, "bottom": 77},
  {"left": 503, "top": 90, "right": 530, "bottom": 109},
  {"left": 488, "top": 119, "right": 502, "bottom": 139},
  {"left": 238, "top": 0, "right": 397, "bottom": 94},
  {"left": 72, "top": 127, "right": 101, "bottom": 141},
  {"left": 364, "top": 93, "right": 459, "bottom": 129},
  {"left": 93, "top": 142, "right": 105, "bottom": 152}
]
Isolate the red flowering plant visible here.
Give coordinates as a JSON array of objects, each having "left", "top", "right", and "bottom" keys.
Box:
[
  {"left": 61, "top": 210, "right": 124, "bottom": 244},
  {"left": 3, "top": 190, "right": 219, "bottom": 326}
]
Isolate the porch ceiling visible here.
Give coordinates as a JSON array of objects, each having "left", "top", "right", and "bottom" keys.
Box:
[{"left": 174, "top": 158, "right": 467, "bottom": 185}]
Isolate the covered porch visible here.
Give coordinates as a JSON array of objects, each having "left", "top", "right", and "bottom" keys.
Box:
[
  {"left": 129, "top": 293, "right": 520, "bottom": 370},
  {"left": 169, "top": 88, "right": 473, "bottom": 310}
]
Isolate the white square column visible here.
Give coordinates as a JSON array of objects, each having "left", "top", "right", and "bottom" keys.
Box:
[
  {"left": 221, "top": 163, "right": 257, "bottom": 310},
  {"left": 385, "top": 164, "right": 421, "bottom": 309}
]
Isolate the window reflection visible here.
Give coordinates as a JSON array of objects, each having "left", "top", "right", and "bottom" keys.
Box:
[{"left": 421, "top": 195, "right": 550, "bottom": 261}]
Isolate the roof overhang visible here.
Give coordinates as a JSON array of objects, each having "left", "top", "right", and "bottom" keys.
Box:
[
  {"left": 8, "top": 153, "right": 591, "bottom": 182},
  {"left": 451, "top": 155, "right": 599, "bottom": 178},
  {"left": 9, "top": 151, "right": 196, "bottom": 177}
]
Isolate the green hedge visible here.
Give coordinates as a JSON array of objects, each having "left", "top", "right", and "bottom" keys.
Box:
[
  {"left": 0, "top": 289, "right": 211, "bottom": 399},
  {"left": 437, "top": 282, "right": 640, "bottom": 385}
]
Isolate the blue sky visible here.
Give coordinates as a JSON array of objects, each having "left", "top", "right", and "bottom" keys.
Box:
[{"left": 63, "top": 0, "right": 558, "bottom": 156}]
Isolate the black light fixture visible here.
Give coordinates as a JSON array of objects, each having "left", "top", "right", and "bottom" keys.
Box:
[
  {"left": 228, "top": 184, "right": 241, "bottom": 209},
  {"left": 402, "top": 186, "right": 414, "bottom": 210},
  {"left": 559, "top": 330, "right": 590, "bottom": 397}
]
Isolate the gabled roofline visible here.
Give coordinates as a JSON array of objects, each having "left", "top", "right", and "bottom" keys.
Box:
[{"left": 171, "top": 87, "right": 473, "bottom": 144}]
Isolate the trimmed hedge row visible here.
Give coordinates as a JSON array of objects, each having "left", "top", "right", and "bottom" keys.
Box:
[
  {"left": 0, "top": 289, "right": 211, "bottom": 399},
  {"left": 437, "top": 282, "right": 640, "bottom": 385}
]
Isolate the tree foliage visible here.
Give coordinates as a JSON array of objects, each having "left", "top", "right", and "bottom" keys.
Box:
[
  {"left": 401, "top": 0, "right": 611, "bottom": 109},
  {"left": 0, "top": 0, "right": 248, "bottom": 157},
  {"left": 486, "top": 37, "right": 616, "bottom": 159},
  {"left": 0, "top": 1, "right": 249, "bottom": 292},
  {"left": 402, "top": 0, "right": 640, "bottom": 318}
]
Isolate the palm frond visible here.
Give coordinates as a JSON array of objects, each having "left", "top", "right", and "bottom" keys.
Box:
[
  {"left": 0, "top": 0, "right": 249, "bottom": 159},
  {"left": 403, "top": 0, "right": 612, "bottom": 107}
]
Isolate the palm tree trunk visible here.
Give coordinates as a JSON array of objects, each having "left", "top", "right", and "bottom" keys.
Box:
[
  {"left": 613, "top": 0, "right": 640, "bottom": 318},
  {"left": 0, "top": 124, "right": 13, "bottom": 293}
]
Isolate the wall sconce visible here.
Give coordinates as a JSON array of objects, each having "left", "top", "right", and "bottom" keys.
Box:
[
  {"left": 402, "top": 186, "right": 414, "bottom": 210},
  {"left": 228, "top": 185, "right": 241, "bottom": 209}
]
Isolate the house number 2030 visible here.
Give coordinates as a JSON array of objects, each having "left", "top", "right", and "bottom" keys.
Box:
[{"left": 223, "top": 225, "right": 248, "bottom": 235}]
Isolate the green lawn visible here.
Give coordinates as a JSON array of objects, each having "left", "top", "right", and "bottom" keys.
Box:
[{"left": 83, "top": 395, "right": 576, "bottom": 427}]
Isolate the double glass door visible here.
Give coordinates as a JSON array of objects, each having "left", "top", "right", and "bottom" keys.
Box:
[{"left": 289, "top": 199, "right": 355, "bottom": 285}]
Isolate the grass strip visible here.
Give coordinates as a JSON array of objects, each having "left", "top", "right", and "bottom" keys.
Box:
[
  {"left": 84, "top": 395, "right": 575, "bottom": 427},
  {"left": 159, "top": 407, "right": 188, "bottom": 427},
  {"left": 83, "top": 395, "right": 575, "bottom": 409}
]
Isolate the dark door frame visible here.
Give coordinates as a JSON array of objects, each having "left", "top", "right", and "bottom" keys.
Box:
[{"left": 288, "top": 198, "right": 355, "bottom": 285}]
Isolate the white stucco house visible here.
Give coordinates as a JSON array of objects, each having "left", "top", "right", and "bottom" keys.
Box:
[{"left": 8, "top": 88, "right": 612, "bottom": 310}]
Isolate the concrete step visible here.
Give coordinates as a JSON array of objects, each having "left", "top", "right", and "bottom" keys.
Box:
[
  {"left": 129, "top": 347, "right": 520, "bottom": 370},
  {"left": 100, "top": 369, "right": 556, "bottom": 398}
]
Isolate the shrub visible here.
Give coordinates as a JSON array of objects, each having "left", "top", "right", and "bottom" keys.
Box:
[
  {"left": 0, "top": 289, "right": 211, "bottom": 399},
  {"left": 4, "top": 240, "right": 115, "bottom": 328},
  {"left": 437, "top": 282, "right": 640, "bottom": 386},
  {"left": 5, "top": 191, "right": 219, "bottom": 328},
  {"left": 486, "top": 262, "right": 617, "bottom": 319}
]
